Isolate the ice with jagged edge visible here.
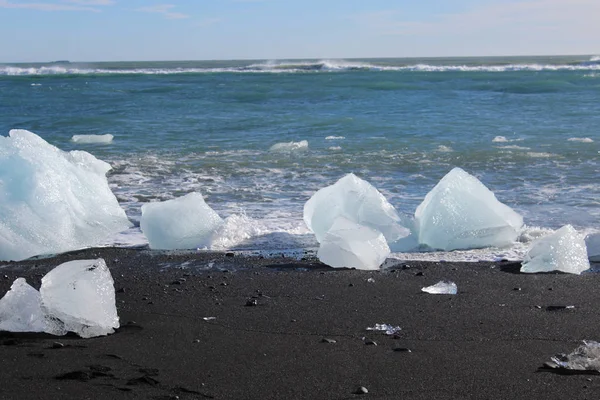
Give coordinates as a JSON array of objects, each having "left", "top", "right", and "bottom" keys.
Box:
[
  {"left": 140, "top": 192, "right": 224, "bottom": 250},
  {"left": 71, "top": 134, "right": 114, "bottom": 144},
  {"left": 585, "top": 232, "right": 600, "bottom": 262},
  {"left": 317, "top": 217, "right": 390, "bottom": 270},
  {"left": 269, "top": 140, "right": 308, "bottom": 152},
  {"left": 0, "top": 278, "right": 46, "bottom": 332},
  {"left": 415, "top": 167, "right": 523, "bottom": 251},
  {"left": 546, "top": 341, "right": 600, "bottom": 371},
  {"left": 366, "top": 323, "right": 401, "bottom": 335},
  {"left": 421, "top": 281, "right": 457, "bottom": 294},
  {"left": 521, "top": 225, "right": 590, "bottom": 275},
  {"left": 0, "top": 129, "right": 132, "bottom": 261},
  {"left": 41, "top": 259, "right": 119, "bottom": 338},
  {"left": 304, "top": 173, "right": 410, "bottom": 244}
]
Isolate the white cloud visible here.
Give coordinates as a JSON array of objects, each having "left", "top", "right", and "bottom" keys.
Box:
[{"left": 137, "top": 4, "right": 189, "bottom": 20}]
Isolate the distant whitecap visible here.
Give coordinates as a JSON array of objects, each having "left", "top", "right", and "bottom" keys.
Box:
[
  {"left": 325, "top": 136, "right": 345, "bottom": 140},
  {"left": 492, "top": 136, "right": 508, "bottom": 142},
  {"left": 72, "top": 134, "right": 114, "bottom": 144},
  {"left": 436, "top": 145, "right": 453, "bottom": 152},
  {"left": 568, "top": 137, "right": 594, "bottom": 143},
  {"left": 269, "top": 140, "right": 308, "bottom": 152}
]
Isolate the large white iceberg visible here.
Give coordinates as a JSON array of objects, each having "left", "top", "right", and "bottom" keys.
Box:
[
  {"left": 415, "top": 168, "right": 523, "bottom": 251},
  {"left": 0, "top": 129, "right": 132, "bottom": 261},
  {"left": 304, "top": 173, "right": 410, "bottom": 244},
  {"left": 0, "top": 278, "right": 46, "bottom": 332},
  {"left": 521, "top": 225, "right": 590, "bottom": 275},
  {"left": 317, "top": 217, "right": 390, "bottom": 270},
  {"left": 140, "top": 192, "right": 224, "bottom": 250},
  {"left": 40, "top": 259, "right": 119, "bottom": 338}
]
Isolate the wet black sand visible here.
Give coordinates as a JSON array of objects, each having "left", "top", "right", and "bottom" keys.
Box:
[{"left": 1, "top": 248, "right": 600, "bottom": 399}]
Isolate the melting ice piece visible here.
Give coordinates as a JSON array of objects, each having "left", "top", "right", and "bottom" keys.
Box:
[
  {"left": 269, "top": 140, "right": 308, "bottom": 152},
  {"left": 0, "top": 129, "right": 132, "bottom": 261},
  {"left": 366, "top": 323, "right": 401, "bottom": 335},
  {"left": 40, "top": 259, "right": 119, "bottom": 338},
  {"left": 140, "top": 192, "right": 224, "bottom": 250},
  {"left": 545, "top": 341, "right": 600, "bottom": 372},
  {"left": 317, "top": 217, "right": 390, "bottom": 270},
  {"left": 0, "top": 278, "right": 46, "bottom": 332},
  {"left": 304, "top": 173, "right": 410, "bottom": 244},
  {"left": 415, "top": 167, "right": 523, "bottom": 251},
  {"left": 585, "top": 233, "right": 600, "bottom": 262},
  {"left": 521, "top": 225, "right": 590, "bottom": 275},
  {"left": 421, "top": 281, "right": 458, "bottom": 295},
  {"left": 71, "top": 134, "right": 114, "bottom": 144}
]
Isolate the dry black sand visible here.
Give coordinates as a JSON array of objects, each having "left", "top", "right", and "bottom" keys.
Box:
[{"left": 1, "top": 248, "right": 600, "bottom": 399}]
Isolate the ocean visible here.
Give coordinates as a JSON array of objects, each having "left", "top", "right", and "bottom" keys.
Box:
[{"left": 1, "top": 55, "right": 599, "bottom": 262}]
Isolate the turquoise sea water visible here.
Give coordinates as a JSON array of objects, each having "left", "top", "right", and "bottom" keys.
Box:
[{"left": 2, "top": 56, "right": 599, "bottom": 260}]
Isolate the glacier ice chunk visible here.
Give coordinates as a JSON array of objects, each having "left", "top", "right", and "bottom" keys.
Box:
[
  {"left": 317, "top": 217, "right": 390, "bottom": 270},
  {"left": 71, "top": 134, "right": 114, "bottom": 144},
  {"left": 366, "top": 323, "right": 401, "bottom": 335},
  {"left": 0, "top": 278, "right": 46, "bottom": 332},
  {"left": 304, "top": 173, "right": 410, "bottom": 244},
  {"left": 40, "top": 258, "right": 119, "bottom": 338},
  {"left": 421, "top": 281, "right": 457, "bottom": 294},
  {"left": 140, "top": 192, "right": 224, "bottom": 250},
  {"left": 415, "top": 168, "right": 523, "bottom": 251},
  {"left": 0, "top": 129, "right": 132, "bottom": 261},
  {"left": 521, "top": 225, "right": 590, "bottom": 275},
  {"left": 545, "top": 341, "right": 600, "bottom": 372},
  {"left": 585, "top": 233, "right": 600, "bottom": 262}
]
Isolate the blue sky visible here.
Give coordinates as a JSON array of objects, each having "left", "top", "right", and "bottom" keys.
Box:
[{"left": 0, "top": 0, "right": 598, "bottom": 62}]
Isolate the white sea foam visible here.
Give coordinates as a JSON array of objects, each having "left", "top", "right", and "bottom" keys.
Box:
[
  {"left": 72, "top": 134, "right": 114, "bottom": 144},
  {"left": 568, "top": 137, "right": 594, "bottom": 143},
  {"left": 493, "top": 136, "right": 508, "bottom": 142},
  {"left": 436, "top": 145, "right": 453, "bottom": 152},
  {"left": 497, "top": 145, "right": 530, "bottom": 150},
  {"left": 328, "top": 146, "right": 342, "bottom": 151},
  {"left": 269, "top": 140, "right": 308, "bottom": 152},
  {"left": 526, "top": 152, "right": 555, "bottom": 158},
  {"left": 325, "top": 136, "right": 345, "bottom": 140}
]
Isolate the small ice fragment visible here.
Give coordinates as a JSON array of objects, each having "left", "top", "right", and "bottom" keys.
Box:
[
  {"left": 140, "top": 192, "right": 224, "bottom": 250},
  {"left": 0, "top": 278, "right": 46, "bottom": 332},
  {"left": 317, "top": 217, "right": 390, "bottom": 270},
  {"left": 269, "top": 140, "right": 308, "bottom": 152},
  {"left": 71, "top": 134, "right": 114, "bottom": 144},
  {"left": 367, "top": 277, "right": 375, "bottom": 283},
  {"left": 304, "top": 173, "right": 410, "bottom": 244},
  {"left": 421, "top": 281, "right": 458, "bottom": 295},
  {"left": 40, "top": 259, "right": 119, "bottom": 338},
  {"left": 521, "top": 225, "right": 590, "bottom": 275},
  {"left": 415, "top": 167, "right": 523, "bottom": 251},
  {"left": 203, "top": 317, "right": 216, "bottom": 321},
  {"left": 545, "top": 341, "right": 600, "bottom": 372},
  {"left": 366, "top": 323, "right": 401, "bottom": 335}
]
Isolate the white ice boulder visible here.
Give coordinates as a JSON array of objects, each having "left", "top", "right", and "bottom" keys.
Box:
[
  {"left": 0, "top": 278, "right": 46, "bottom": 332},
  {"left": 415, "top": 168, "right": 523, "bottom": 251},
  {"left": 304, "top": 173, "right": 410, "bottom": 244},
  {"left": 140, "top": 192, "right": 224, "bottom": 250},
  {"left": 40, "top": 259, "right": 119, "bottom": 338},
  {"left": 71, "top": 134, "right": 114, "bottom": 144},
  {"left": 317, "top": 217, "right": 390, "bottom": 270},
  {"left": 0, "top": 129, "right": 132, "bottom": 261},
  {"left": 521, "top": 225, "right": 590, "bottom": 275}
]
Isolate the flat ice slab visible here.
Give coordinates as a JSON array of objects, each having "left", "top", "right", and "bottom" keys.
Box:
[
  {"left": 304, "top": 173, "right": 409, "bottom": 244},
  {"left": 317, "top": 217, "right": 390, "bottom": 270},
  {"left": 71, "top": 134, "right": 114, "bottom": 144},
  {"left": 0, "top": 278, "right": 46, "bottom": 332},
  {"left": 140, "top": 192, "right": 224, "bottom": 250},
  {"left": 521, "top": 225, "right": 590, "bottom": 275},
  {"left": 421, "top": 281, "right": 458, "bottom": 294},
  {"left": 415, "top": 167, "right": 523, "bottom": 251},
  {"left": 41, "top": 259, "right": 119, "bottom": 338},
  {"left": 0, "top": 129, "right": 131, "bottom": 261}
]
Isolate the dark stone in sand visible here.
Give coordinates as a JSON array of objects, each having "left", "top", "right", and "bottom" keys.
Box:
[
  {"left": 546, "top": 305, "right": 575, "bottom": 311},
  {"left": 364, "top": 339, "right": 377, "bottom": 346},
  {"left": 127, "top": 376, "right": 161, "bottom": 386},
  {"left": 225, "top": 252, "right": 234, "bottom": 257},
  {"left": 415, "top": 272, "right": 424, "bottom": 276},
  {"left": 245, "top": 298, "right": 258, "bottom": 307},
  {"left": 321, "top": 338, "right": 337, "bottom": 344},
  {"left": 52, "top": 342, "right": 65, "bottom": 349},
  {"left": 393, "top": 347, "right": 412, "bottom": 353}
]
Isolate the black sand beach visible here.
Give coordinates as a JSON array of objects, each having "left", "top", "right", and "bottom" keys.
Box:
[{"left": 1, "top": 248, "right": 600, "bottom": 399}]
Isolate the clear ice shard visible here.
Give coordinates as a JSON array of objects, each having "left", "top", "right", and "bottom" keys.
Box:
[
  {"left": 415, "top": 167, "right": 523, "bottom": 251},
  {"left": 304, "top": 173, "right": 410, "bottom": 244},
  {"left": 585, "top": 233, "right": 600, "bottom": 262},
  {"left": 140, "top": 192, "right": 224, "bottom": 250},
  {"left": 545, "top": 341, "right": 600, "bottom": 372},
  {"left": 521, "top": 225, "right": 590, "bottom": 275},
  {"left": 366, "top": 323, "right": 401, "bottom": 335},
  {"left": 317, "top": 217, "right": 390, "bottom": 270},
  {"left": 40, "top": 259, "right": 119, "bottom": 338},
  {"left": 0, "top": 278, "right": 46, "bottom": 332},
  {"left": 0, "top": 129, "right": 132, "bottom": 261},
  {"left": 421, "top": 281, "right": 458, "bottom": 294}
]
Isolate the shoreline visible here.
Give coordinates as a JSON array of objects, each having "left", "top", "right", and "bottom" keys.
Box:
[{"left": 1, "top": 247, "right": 599, "bottom": 399}]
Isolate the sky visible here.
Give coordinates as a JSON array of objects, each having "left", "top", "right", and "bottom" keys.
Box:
[{"left": 0, "top": 0, "right": 598, "bottom": 62}]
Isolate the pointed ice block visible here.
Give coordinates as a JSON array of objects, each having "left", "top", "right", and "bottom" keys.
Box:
[
  {"left": 421, "top": 281, "right": 458, "bottom": 295},
  {"left": 140, "top": 192, "right": 224, "bottom": 250},
  {"left": 521, "top": 225, "right": 590, "bottom": 275},
  {"left": 0, "top": 129, "right": 132, "bottom": 261},
  {"left": 40, "top": 259, "right": 119, "bottom": 338},
  {"left": 304, "top": 173, "right": 410, "bottom": 244},
  {"left": 415, "top": 168, "right": 523, "bottom": 251},
  {"left": 317, "top": 217, "right": 390, "bottom": 270},
  {"left": 0, "top": 278, "right": 46, "bottom": 332}
]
